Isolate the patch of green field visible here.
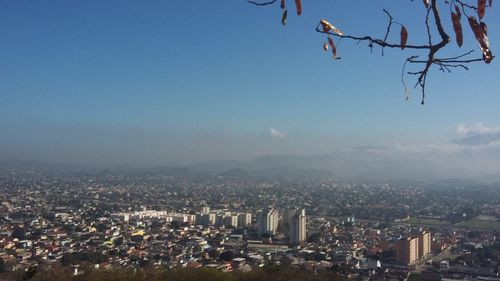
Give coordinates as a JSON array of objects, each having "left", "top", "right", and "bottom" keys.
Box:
[
  {"left": 403, "top": 217, "right": 448, "bottom": 226},
  {"left": 456, "top": 219, "right": 500, "bottom": 230}
]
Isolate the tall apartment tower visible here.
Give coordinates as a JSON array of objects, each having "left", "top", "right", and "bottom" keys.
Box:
[
  {"left": 290, "top": 208, "right": 307, "bottom": 243},
  {"left": 224, "top": 215, "right": 239, "bottom": 228},
  {"left": 419, "top": 231, "right": 431, "bottom": 257},
  {"left": 201, "top": 206, "right": 210, "bottom": 214},
  {"left": 272, "top": 209, "right": 279, "bottom": 234},
  {"left": 395, "top": 236, "right": 419, "bottom": 264},
  {"left": 208, "top": 213, "right": 216, "bottom": 225},
  {"left": 238, "top": 213, "right": 252, "bottom": 227},
  {"left": 258, "top": 209, "right": 279, "bottom": 238},
  {"left": 283, "top": 208, "right": 297, "bottom": 233}
]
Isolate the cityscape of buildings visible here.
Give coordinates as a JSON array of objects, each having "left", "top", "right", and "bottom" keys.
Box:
[{"left": 1, "top": 167, "right": 500, "bottom": 281}]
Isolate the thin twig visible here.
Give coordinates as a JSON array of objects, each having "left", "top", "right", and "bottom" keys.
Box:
[{"left": 247, "top": 0, "right": 277, "bottom": 6}]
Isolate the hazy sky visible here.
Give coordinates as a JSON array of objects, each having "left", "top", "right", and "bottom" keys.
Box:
[{"left": 1, "top": 0, "right": 500, "bottom": 170}]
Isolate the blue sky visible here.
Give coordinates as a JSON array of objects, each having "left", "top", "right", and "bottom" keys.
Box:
[{"left": 1, "top": 0, "right": 500, "bottom": 169}]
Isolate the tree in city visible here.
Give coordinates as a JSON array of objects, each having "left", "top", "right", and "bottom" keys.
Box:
[
  {"left": 219, "top": 250, "right": 235, "bottom": 261},
  {"left": 247, "top": 0, "right": 494, "bottom": 104},
  {"left": 0, "top": 258, "right": 6, "bottom": 273}
]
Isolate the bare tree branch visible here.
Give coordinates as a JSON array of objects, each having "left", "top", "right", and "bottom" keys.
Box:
[
  {"left": 381, "top": 9, "right": 394, "bottom": 56},
  {"left": 248, "top": 0, "right": 495, "bottom": 104},
  {"left": 315, "top": 26, "right": 431, "bottom": 50},
  {"left": 247, "top": 0, "right": 277, "bottom": 6}
]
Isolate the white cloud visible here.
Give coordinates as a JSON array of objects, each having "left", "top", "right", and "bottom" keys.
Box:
[
  {"left": 269, "top": 128, "right": 286, "bottom": 138},
  {"left": 456, "top": 122, "right": 500, "bottom": 137},
  {"left": 391, "top": 122, "right": 500, "bottom": 154},
  {"left": 452, "top": 122, "right": 500, "bottom": 149},
  {"left": 394, "top": 143, "right": 463, "bottom": 154}
]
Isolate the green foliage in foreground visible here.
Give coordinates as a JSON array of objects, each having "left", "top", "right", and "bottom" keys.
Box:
[{"left": 1, "top": 264, "right": 348, "bottom": 281}]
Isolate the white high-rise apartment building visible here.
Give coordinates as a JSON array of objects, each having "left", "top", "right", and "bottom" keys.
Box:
[
  {"left": 290, "top": 208, "right": 306, "bottom": 243},
  {"left": 258, "top": 209, "right": 279, "bottom": 238}
]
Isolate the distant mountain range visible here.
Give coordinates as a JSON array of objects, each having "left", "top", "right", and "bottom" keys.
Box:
[
  {"left": 186, "top": 154, "right": 463, "bottom": 182},
  {"left": 2, "top": 155, "right": 500, "bottom": 184}
]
